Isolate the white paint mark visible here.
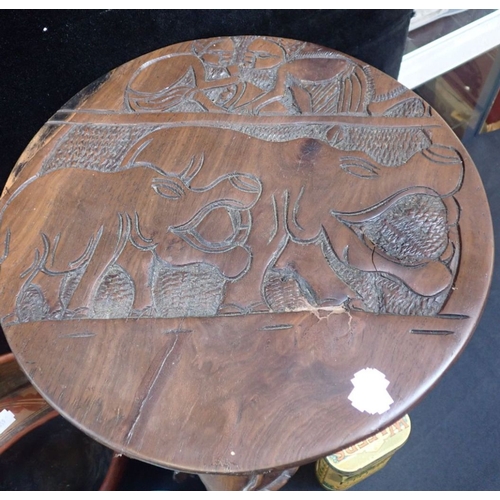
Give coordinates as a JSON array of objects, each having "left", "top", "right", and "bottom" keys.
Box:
[
  {"left": 0, "top": 409, "right": 16, "bottom": 434},
  {"left": 348, "top": 368, "right": 394, "bottom": 415}
]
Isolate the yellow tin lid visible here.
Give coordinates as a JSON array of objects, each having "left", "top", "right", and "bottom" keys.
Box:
[{"left": 324, "top": 414, "right": 411, "bottom": 475}]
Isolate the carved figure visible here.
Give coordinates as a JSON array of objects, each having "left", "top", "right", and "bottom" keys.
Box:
[{"left": 125, "top": 37, "right": 373, "bottom": 116}]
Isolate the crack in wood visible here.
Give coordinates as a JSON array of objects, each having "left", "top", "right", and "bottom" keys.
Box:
[{"left": 125, "top": 334, "right": 179, "bottom": 445}]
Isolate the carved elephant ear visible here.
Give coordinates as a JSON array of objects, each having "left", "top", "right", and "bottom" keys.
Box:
[
  {"left": 170, "top": 206, "right": 252, "bottom": 255},
  {"left": 332, "top": 190, "right": 450, "bottom": 266}
]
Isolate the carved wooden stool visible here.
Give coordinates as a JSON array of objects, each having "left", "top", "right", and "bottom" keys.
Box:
[{"left": 0, "top": 36, "right": 493, "bottom": 490}]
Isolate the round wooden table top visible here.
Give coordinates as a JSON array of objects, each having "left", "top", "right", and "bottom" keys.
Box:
[{"left": 0, "top": 36, "right": 494, "bottom": 474}]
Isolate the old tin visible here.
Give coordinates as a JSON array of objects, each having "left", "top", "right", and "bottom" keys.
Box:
[{"left": 315, "top": 414, "right": 411, "bottom": 490}]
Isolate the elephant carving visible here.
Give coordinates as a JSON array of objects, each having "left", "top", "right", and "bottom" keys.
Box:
[{"left": 0, "top": 154, "right": 262, "bottom": 322}]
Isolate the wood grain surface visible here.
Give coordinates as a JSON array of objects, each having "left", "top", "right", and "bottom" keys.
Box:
[{"left": 0, "top": 36, "right": 493, "bottom": 475}]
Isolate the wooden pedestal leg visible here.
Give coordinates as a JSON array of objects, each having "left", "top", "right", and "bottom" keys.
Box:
[{"left": 198, "top": 467, "right": 298, "bottom": 491}]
